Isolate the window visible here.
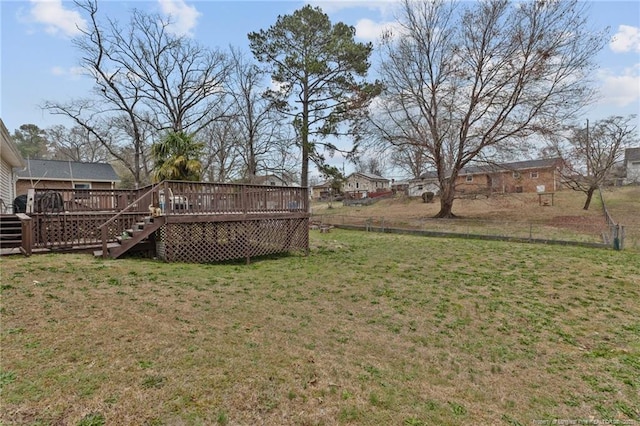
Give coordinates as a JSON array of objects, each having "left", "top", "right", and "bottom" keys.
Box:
[
  {"left": 530, "top": 171, "right": 539, "bottom": 179},
  {"left": 417, "top": 185, "right": 423, "bottom": 191},
  {"left": 356, "top": 182, "right": 359, "bottom": 189},
  {"left": 513, "top": 171, "right": 521, "bottom": 179},
  {"left": 74, "top": 183, "right": 91, "bottom": 199},
  {"left": 466, "top": 175, "right": 473, "bottom": 182}
]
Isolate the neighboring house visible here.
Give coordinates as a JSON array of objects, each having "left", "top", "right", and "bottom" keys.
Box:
[
  {"left": 0, "top": 119, "right": 26, "bottom": 213},
  {"left": 343, "top": 172, "right": 390, "bottom": 198},
  {"left": 407, "top": 171, "right": 440, "bottom": 197},
  {"left": 311, "top": 181, "right": 333, "bottom": 200},
  {"left": 15, "top": 159, "right": 120, "bottom": 195},
  {"left": 455, "top": 158, "right": 563, "bottom": 194},
  {"left": 623, "top": 147, "right": 640, "bottom": 184},
  {"left": 391, "top": 179, "right": 410, "bottom": 196},
  {"left": 251, "top": 174, "right": 292, "bottom": 187}
]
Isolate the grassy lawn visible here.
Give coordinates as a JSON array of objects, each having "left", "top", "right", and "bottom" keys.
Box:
[{"left": 1, "top": 230, "right": 639, "bottom": 425}]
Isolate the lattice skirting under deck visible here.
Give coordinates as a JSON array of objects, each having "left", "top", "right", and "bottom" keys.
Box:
[{"left": 156, "top": 217, "right": 309, "bottom": 263}]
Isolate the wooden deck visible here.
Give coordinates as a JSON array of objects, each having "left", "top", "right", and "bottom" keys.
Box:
[{"left": 12, "top": 181, "right": 310, "bottom": 263}]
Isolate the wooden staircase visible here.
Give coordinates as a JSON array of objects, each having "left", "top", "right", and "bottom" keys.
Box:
[
  {"left": 0, "top": 214, "right": 22, "bottom": 249},
  {"left": 94, "top": 215, "right": 165, "bottom": 259}
]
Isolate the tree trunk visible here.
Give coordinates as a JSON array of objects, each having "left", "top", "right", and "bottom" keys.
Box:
[
  {"left": 434, "top": 182, "right": 456, "bottom": 218},
  {"left": 583, "top": 187, "right": 595, "bottom": 210}
]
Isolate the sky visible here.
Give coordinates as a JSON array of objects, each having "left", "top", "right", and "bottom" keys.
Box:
[{"left": 1, "top": 0, "right": 639, "bottom": 178}]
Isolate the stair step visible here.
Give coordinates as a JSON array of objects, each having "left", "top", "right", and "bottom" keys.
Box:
[{"left": 93, "top": 243, "right": 122, "bottom": 257}]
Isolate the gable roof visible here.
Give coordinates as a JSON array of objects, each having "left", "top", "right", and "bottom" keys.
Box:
[
  {"left": 312, "top": 181, "right": 332, "bottom": 189},
  {"left": 0, "top": 119, "right": 25, "bottom": 168},
  {"left": 459, "top": 158, "right": 561, "bottom": 176},
  {"left": 251, "top": 174, "right": 289, "bottom": 185},
  {"left": 16, "top": 159, "right": 120, "bottom": 182},
  {"left": 348, "top": 172, "right": 389, "bottom": 181}
]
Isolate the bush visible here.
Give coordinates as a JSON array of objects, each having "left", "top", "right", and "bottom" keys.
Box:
[{"left": 422, "top": 192, "right": 435, "bottom": 203}]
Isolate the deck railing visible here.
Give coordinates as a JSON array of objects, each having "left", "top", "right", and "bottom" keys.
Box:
[
  {"left": 158, "top": 181, "right": 309, "bottom": 215},
  {"left": 31, "top": 181, "right": 309, "bottom": 216},
  {"left": 30, "top": 187, "right": 145, "bottom": 213},
  {"left": 25, "top": 181, "right": 309, "bottom": 254}
]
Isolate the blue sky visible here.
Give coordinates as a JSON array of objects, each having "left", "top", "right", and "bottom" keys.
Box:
[{"left": 1, "top": 0, "right": 639, "bottom": 174}]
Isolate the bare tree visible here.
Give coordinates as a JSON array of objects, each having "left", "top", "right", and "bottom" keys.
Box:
[
  {"left": 44, "top": 0, "right": 229, "bottom": 186},
  {"left": 200, "top": 115, "right": 243, "bottom": 182},
  {"left": 389, "top": 144, "right": 432, "bottom": 179},
  {"left": 226, "top": 48, "right": 294, "bottom": 182},
  {"left": 354, "top": 156, "right": 387, "bottom": 177},
  {"left": 552, "top": 115, "right": 638, "bottom": 210},
  {"left": 47, "top": 125, "right": 109, "bottom": 163},
  {"left": 370, "top": 0, "right": 606, "bottom": 217}
]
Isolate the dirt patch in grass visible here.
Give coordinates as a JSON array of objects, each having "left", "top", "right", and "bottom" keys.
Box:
[{"left": 548, "top": 215, "right": 608, "bottom": 234}]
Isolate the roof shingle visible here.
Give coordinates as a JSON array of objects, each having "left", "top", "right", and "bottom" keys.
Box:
[{"left": 16, "top": 159, "right": 120, "bottom": 182}]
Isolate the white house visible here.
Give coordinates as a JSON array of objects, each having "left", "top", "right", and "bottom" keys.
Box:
[
  {"left": 407, "top": 171, "right": 440, "bottom": 197},
  {"left": 343, "top": 172, "right": 390, "bottom": 198},
  {"left": 624, "top": 147, "right": 640, "bottom": 184},
  {"left": 0, "top": 119, "right": 25, "bottom": 213}
]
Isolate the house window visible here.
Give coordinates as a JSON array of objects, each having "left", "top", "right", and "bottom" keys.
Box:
[
  {"left": 465, "top": 175, "right": 473, "bottom": 182},
  {"left": 356, "top": 182, "right": 359, "bottom": 189},
  {"left": 530, "top": 171, "right": 539, "bottom": 179},
  {"left": 74, "top": 183, "right": 91, "bottom": 199},
  {"left": 513, "top": 171, "right": 521, "bottom": 179},
  {"left": 417, "top": 185, "right": 423, "bottom": 190}
]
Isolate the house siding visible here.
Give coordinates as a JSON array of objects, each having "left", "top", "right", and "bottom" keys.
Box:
[
  {"left": 16, "top": 180, "right": 113, "bottom": 195},
  {"left": 624, "top": 148, "right": 640, "bottom": 184},
  {"left": 1, "top": 158, "right": 14, "bottom": 212},
  {"left": 627, "top": 162, "right": 640, "bottom": 183},
  {"left": 344, "top": 173, "right": 390, "bottom": 198},
  {"left": 0, "top": 119, "right": 25, "bottom": 212}
]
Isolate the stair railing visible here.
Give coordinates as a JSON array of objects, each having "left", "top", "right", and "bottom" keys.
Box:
[{"left": 98, "top": 181, "right": 166, "bottom": 259}]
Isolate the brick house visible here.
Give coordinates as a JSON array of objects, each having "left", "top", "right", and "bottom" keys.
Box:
[{"left": 455, "top": 158, "right": 563, "bottom": 194}]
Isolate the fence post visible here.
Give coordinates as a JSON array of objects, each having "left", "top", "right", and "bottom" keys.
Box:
[
  {"left": 17, "top": 214, "right": 32, "bottom": 256},
  {"left": 613, "top": 224, "right": 623, "bottom": 251}
]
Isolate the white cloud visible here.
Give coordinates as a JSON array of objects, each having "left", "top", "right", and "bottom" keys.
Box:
[
  {"left": 157, "top": 0, "right": 201, "bottom": 37},
  {"left": 50, "top": 66, "right": 86, "bottom": 79},
  {"left": 51, "top": 66, "right": 65, "bottom": 76},
  {"left": 307, "top": 0, "right": 399, "bottom": 17},
  {"left": 29, "top": 0, "right": 86, "bottom": 37},
  {"left": 597, "top": 65, "right": 640, "bottom": 107},
  {"left": 610, "top": 25, "right": 640, "bottom": 53},
  {"left": 354, "top": 18, "right": 400, "bottom": 42}
]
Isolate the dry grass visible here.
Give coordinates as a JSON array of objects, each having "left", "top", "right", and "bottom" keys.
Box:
[
  {"left": 1, "top": 230, "right": 639, "bottom": 425},
  {"left": 312, "top": 187, "right": 639, "bottom": 247}
]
